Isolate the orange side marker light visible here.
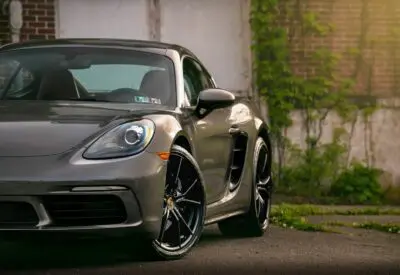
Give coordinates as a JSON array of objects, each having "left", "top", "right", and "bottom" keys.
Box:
[{"left": 157, "top": 152, "right": 170, "bottom": 161}]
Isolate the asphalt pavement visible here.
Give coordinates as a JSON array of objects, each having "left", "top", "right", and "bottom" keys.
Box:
[{"left": 1, "top": 225, "right": 399, "bottom": 275}]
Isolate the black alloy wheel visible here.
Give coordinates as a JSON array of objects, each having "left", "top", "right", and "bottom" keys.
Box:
[
  {"left": 152, "top": 145, "right": 206, "bottom": 260},
  {"left": 253, "top": 137, "right": 272, "bottom": 231},
  {"left": 218, "top": 137, "right": 272, "bottom": 237}
]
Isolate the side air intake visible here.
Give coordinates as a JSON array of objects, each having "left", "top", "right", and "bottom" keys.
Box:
[{"left": 227, "top": 134, "right": 248, "bottom": 190}]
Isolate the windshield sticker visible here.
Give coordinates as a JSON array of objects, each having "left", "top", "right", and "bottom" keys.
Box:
[
  {"left": 134, "top": 96, "right": 162, "bottom": 104},
  {"left": 134, "top": 96, "right": 150, "bottom": 103},
  {"left": 150, "top": 97, "right": 162, "bottom": 104}
]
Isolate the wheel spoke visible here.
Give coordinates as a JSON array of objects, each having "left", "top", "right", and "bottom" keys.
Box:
[
  {"left": 174, "top": 156, "right": 183, "bottom": 188},
  {"left": 181, "top": 179, "right": 198, "bottom": 197},
  {"left": 177, "top": 198, "right": 201, "bottom": 205},
  {"left": 256, "top": 148, "right": 268, "bottom": 176},
  {"left": 258, "top": 194, "right": 262, "bottom": 215},
  {"left": 261, "top": 148, "right": 268, "bottom": 172},
  {"left": 159, "top": 208, "right": 170, "bottom": 243},
  {"left": 257, "top": 184, "right": 269, "bottom": 193},
  {"left": 173, "top": 211, "right": 182, "bottom": 248},
  {"left": 172, "top": 208, "right": 194, "bottom": 235},
  {"left": 258, "top": 193, "right": 265, "bottom": 209},
  {"left": 258, "top": 176, "right": 271, "bottom": 187}
]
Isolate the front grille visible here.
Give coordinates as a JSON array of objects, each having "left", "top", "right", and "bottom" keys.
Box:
[
  {"left": 41, "top": 195, "right": 127, "bottom": 227},
  {"left": 0, "top": 201, "right": 39, "bottom": 228}
]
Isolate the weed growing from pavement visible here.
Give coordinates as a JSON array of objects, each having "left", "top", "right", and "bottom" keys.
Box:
[
  {"left": 271, "top": 203, "right": 400, "bottom": 216},
  {"left": 271, "top": 204, "right": 400, "bottom": 233},
  {"left": 324, "top": 221, "right": 400, "bottom": 234},
  {"left": 354, "top": 222, "right": 400, "bottom": 234},
  {"left": 270, "top": 213, "right": 328, "bottom": 232},
  {"left": 270, "top": 204, "right": 330, "bottom": 232}
]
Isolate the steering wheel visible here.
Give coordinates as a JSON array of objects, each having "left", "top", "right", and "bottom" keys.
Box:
[{"left": 106, "top": 88, "right": 147, "bottom": 103}]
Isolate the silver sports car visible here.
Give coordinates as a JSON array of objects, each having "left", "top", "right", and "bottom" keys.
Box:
[{"left": 0, "top": 39, "right": 273, "bottom": 260}]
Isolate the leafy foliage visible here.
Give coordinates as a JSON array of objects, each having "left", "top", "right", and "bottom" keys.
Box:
[
  {"left": 329, "top": 163, "right": 383, "bottom": 204},
  {"left": 250, "top": 0, "right": 383, "bottom": 203}
]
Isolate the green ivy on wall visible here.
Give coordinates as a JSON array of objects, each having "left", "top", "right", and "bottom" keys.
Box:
[{"left": 250, "top": 0, "right": 385, "bottom": 204}]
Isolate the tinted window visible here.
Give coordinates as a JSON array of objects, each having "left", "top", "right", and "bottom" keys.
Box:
[
  {"left": 0, "top": 47, "right": 176, "bottom": 106},
  {"left": 0, "top": 60, "right": 34, "bottom": 97},
  {"left": 70, "top": 64, "right": 155, "bottom": 92},
  {"left": 182, "top": 58, "right": 213, "bottom": 106}
]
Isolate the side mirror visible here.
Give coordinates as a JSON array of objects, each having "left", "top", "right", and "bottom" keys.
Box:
[{"left": 196, "top": 89, "right": 235, "bottom": 115}]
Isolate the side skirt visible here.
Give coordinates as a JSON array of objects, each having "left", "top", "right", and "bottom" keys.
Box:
[{"left": 204, "top": 210, "right": 247, "bottom": 226}]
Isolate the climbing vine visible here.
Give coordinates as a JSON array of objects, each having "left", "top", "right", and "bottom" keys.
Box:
[
  {"left": 251, "top": 0, "right": 294, "bottom": 184},
  {"left": 250, "top": 0, "right": 383, "bottom": 203}
]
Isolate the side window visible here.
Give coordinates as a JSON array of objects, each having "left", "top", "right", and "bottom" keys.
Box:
[
  {"left": 8, "top": 68, "right": 34, "bottom": 96},
  {"left": 0, "top": 60, "right": 34, "bottom": 98},
  {"left": 182, "top": 57, "right": 213, "bottom": 106}
]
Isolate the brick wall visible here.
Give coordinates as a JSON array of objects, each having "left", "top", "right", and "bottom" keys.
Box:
[
  {"left": 0, "top": 0, "right": 55, "bottom": 44},
  {"left": 286, "top": 0, "right": 400, "bottom": 97},
  {"left": 21, "top": 0, "right": 55, "bottom": 41}
]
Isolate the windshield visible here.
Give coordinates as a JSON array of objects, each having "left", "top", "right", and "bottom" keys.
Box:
[{"left": 0, "top": 47, "right": 176, "bottom": 106}]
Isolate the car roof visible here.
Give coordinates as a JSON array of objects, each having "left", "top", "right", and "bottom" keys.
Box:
[{"left": 0, "top": 38, "right": 196, "bottom": 57}]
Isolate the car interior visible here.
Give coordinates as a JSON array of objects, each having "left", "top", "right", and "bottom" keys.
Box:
[{"left": 1, "top": 58, "right": 174, "bottom": 106}]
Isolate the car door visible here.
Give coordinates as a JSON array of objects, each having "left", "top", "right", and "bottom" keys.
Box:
[{"left": 181, "top": 56, "right": 235, "bottom": 204}]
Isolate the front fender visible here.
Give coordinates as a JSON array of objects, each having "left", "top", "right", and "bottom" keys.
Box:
[{"left": 144, "top": 114, "right": 184, "bottom": 153}]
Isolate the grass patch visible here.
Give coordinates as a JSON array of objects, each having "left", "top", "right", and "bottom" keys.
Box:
[
  {"left": 270, "top": 215, "right": 327, "bottom": 232},
  {"left": 270, "top": 204, "right": 400, "bottom": 233},
  {"left": 356, "top": 222, "right": 400, "bottom": 233},
  {"left": 324, "top": 221, "right": 400, "bottom": 234},
  {"left": 274, "top": 192, "right": 400, "bottom": 206},
  {"left": 271, "top": 204, "right": 333, "bottom": 232},
  {"left": 271, "top": 203, "right": 400, "bottom": 216}
]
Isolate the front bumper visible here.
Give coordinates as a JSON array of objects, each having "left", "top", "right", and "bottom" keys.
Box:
[{"left": 0, "top": 151, "right": 167, "bottom": 239}]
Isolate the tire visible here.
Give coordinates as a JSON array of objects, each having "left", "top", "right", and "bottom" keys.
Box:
[
  {"left": 150, "top": 145, "right": 206, "bottom": 260},
  {"left": 218, "top": 137, "right": 272, "bottom": 237}
]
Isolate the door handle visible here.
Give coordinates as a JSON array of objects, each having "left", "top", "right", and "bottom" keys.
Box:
[{"left": 229, "top": 126, "right": 241, "bottom": 135}]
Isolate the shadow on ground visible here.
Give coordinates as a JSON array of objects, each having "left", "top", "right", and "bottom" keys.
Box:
[{"left": 0, "top": 230, "right": 232, "bottom": 271}]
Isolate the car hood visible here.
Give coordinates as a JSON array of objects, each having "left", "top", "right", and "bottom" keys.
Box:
[{"left": 0, "top": 101, "right": 170, "bottom": 157}]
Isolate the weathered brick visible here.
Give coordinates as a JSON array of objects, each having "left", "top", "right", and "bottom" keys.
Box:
[
  {"left": 27, "top": 9, "right": 46, "bottom": 16},
  {"left": 285, "top": 0, "right": 400, "bottom": 96},
  {"left": 22, "top": 0, "right": 55, "bottom": 41},
  {"left": 0, "top": 0, "right": 55, "bottom": 44},
  {"left": 29, "top": 21, "right": 45, "bottom": 28}
]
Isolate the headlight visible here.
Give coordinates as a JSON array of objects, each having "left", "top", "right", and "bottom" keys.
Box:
[{"left": 83, "top": 119, "right": 155, "bottom": 159}]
